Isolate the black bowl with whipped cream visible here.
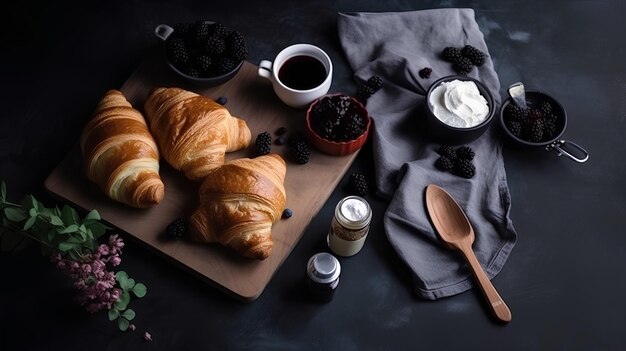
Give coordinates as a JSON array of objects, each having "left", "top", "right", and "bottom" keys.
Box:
[{"left": 425, "top": 75, "right": 495, "bottom": 144}]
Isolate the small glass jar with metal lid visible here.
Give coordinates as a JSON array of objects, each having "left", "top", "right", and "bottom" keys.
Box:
[
  {"left": 328, "top": 195, "right": 372, "bottom": 257},
  {"left": 306, "top": 252, "right": 341, "bottom": 301}
]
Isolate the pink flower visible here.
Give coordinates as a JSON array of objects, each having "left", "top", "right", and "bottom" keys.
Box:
[
  {"left": 143, "top": 332, "right": 152, "bottom": 341},
  {"left": 97, "top": 244, "right": 110, "bottom": 256},
  {"left": 128, "top": 324, "right": 136, "bottom": 331},
  {"left": 110, "top": 256, "right": 122, "bottom": 266}
]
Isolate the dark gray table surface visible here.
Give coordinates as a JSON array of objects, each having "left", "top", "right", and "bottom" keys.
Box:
[{"left": 2, "top": 1, "right": 625, "bottom": 350}]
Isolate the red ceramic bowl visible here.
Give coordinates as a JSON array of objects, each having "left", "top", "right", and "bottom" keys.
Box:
[{"left": 305, "top": 94, "right": 371, "bottom": 156}]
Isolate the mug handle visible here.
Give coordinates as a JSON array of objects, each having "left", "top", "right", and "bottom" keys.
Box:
[
  {"left": 545, "top": 140, "right": 589, "bottom": 163},
  {"left": 258, "top": 60, "right": 273, "bottom": 80},
  {"left": 155, "top": 24, "right": 174, "bottom": 41}
]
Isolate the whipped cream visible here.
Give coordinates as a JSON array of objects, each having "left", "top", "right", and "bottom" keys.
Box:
[{"left": 429, "top": 79, "right": 489, "bottom": 128}]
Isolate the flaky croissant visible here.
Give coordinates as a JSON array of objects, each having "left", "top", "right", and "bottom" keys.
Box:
[
  {"left": 189, "top": 154, "right": 287, "bottom": 260},
  {"left": 143, "top": 87, "right": 251, "bottom": 181},
  {"left": 80, "top": 89, "right": 164, "bottom": 208}
]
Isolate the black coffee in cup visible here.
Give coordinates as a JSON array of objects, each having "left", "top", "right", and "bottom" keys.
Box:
[{"left": 278, "top": 55, "right": 327, "bottom": 90}]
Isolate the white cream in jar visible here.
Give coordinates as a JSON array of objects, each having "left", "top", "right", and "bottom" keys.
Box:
[{"left": 429, "top": 79, "right": 489, "bottom": 128}]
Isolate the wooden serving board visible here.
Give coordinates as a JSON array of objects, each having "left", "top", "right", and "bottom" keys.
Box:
[{"left": 44, "top": 57, "right": 359, "bottom": 301}]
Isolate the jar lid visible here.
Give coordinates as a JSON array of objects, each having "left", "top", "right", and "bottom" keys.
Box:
[
  {"left": 335, "top": 196, "right": 372, "bottom": 230},
  {"left": 307, "top": 252, "right": 341, "bottom": 284}
]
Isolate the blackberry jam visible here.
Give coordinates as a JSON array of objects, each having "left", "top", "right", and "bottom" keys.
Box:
[{"left": 306, "top": 252, "right": 341, "bottom": 301}]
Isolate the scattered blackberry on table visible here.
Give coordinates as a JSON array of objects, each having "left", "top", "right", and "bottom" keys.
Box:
[
  {"left": 282, "top": 208, "right": 293, "bottom": 219},
  {"left": 441, "top": 47, "right": 463, "bottom": 62},
  {"left": 453, "top": 57, "right": 474, "bottom": 75},
  {"left": 216, "top": 96, "right": 227, "bottom": 105},
  {"left": 455, "top": 146, "right": 475, "bottom": 161},
  {"left": 291, "top": 139, "right": 311, "bottom": 164},
  {"left": 366, "top": 76, "right": 384, "bottom": 91},
  {"left": 348, "top": 173, "right": 369, "bottom": 196},
  {"left": 461, "top": 45, "right": 486, "bottom": 66},
  {"left": 166, "top": 218, "right": 186, "bottom": 239},
  {"left": 254, "top": 132, "right": 272, "bottom": 156},
  {"left": 419, "top": 67, "right": 432, "bottom": 79},
  {"left": 438, "top": 145, "right": 457, "bottom": 159},
  {"left": 435, "top": 156, "right": 455, "bottom": 171},
  {"left": 454, "top": 159, "right": 476, "bottom": 179},
  {"left": 356, "top": 84, "right": 376, "bottom": 104}
]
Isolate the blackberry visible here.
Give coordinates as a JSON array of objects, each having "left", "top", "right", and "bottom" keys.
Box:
[
  {"left": 461, "top": 45, "right": 486, "bottom": 66},
  {"left": 282, "top": 208, "right": 293, "bottom": 219},
  {"left": 209, "top": 22, "right": 228, "bottom": 38},
  {"left": 435, "top": 156, "right": 455, "bottom": 171},
  {"left": 196, "top": 55, "right": 213, "bottom": 74},
  {"left": 442, "top": 47, "right": 463, "bottom": 62},
  {"left": 205, "top": 35, "right": 226, "bottom": 56},
  {"left": 183, "top": 65, "right": 200, "bottom": 78},
  {"left": 438, "top": 145, "right": 457, "bottom": 159},
  {"left": 166, "top": 36, "right": 189, "bottom": 66},
  {"left": 291, "top": 139, "right": 311, "bottom": 164},
  {"left": 419, "top": 67, "right": 432, "bottom": 79},
  {"left": 194, "top": 21, "right": 212, "bottom": 42},
  {"left": 173, "top": 22, "right": 193, "bottom": 39},
  {"left": 366, "top": 76, "right": 384, "bottom": 91},
  {"left": 524, "top": 119, "right": 545, "bottom": 143},
  {"left": 504, "top": 104, "right": 528, "bottom": 122},
  {"left": 346, "top": 114, "right": 366, "bottom": 139},
  {"left": 506, "top": 120, "right": 523, "bottom": 138},
  {"left": 315, "top": 119, "right": 335, "bottom": 140},
  {"left": 356, "top": 84, "right": 375, "bottom": 104},
  {"left": 216, "top": 96, "right": 227, "bottom": 105},
  {"left": 455, "top": 146, "right": 475, "bottom": 160},
  {"left": 254, "top": 132, "right": 272, "bottom": 156},
  {"left": 313, "top": 96, "right": 334, "bottom": 116},
  {"left": 454, "top": 159, "right": 476, "bottom": 179},
  {"left": 528, "top": 108, "right": 543, "bottom": 120},
  {"left": 217, "top": 57, "right": 236, "bottom": 74},
  {"left": 453, "top": 57, "right": 474, "bottom": 75},
  {"left": 348, "top": 173, "right": 369, "bottom": 196},
  {"left": 225, "top": 31, "right": 248, "bottom": 61},
  {"left": 543, "top": 119, "right": 558, "bottom": 140},
  {"left": 335, "top": 95, "right": 352, "bottom": 117},
  {"left": 166, "top": 218, "right": 186, "bottom": 239},
  {"left": 539, "top": 101, "right": 553, "bottom": 115}
]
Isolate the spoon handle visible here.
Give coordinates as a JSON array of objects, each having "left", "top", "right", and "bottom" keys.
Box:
[{"left": 459, "top": 243, "right": 512, "bottom": 323}]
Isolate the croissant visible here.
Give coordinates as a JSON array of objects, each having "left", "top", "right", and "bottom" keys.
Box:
[
  {"left": 189, "top": 154, "right": 287, "bottom": 260},
  {"left": 80, "top": 89, "right": 164, "bottom": 208},
  {"left": 143, "top": 87, "right": 251, "bottom": 181}
]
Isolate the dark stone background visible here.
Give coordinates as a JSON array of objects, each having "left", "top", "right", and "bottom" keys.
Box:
[{"left": 1, "top": 1, "right": 625, "bottom": 350}]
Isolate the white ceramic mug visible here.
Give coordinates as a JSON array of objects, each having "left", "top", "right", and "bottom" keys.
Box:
[{"left": 258, "top": 44, "right": 333, "bottom": 108}]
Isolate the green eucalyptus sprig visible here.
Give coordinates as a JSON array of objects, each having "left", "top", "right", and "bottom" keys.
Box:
[{"left": 0, "top": 181, "right": 147, "bottom": 331}]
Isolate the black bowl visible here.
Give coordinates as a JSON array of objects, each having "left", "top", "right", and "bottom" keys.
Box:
[
  {"left": 424, "top": 75, "right": 495, "bottom": 145},
  {"left": 155, "top": 23, "right": 244, "bottom": 86},
  {"left": 499, "top": 91, "right": 567, "bottom": 147}
]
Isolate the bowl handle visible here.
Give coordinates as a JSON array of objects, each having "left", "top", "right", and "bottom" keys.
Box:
[
  {"left": 546, "top": 140, "right": 589, "bottom": 163},
  {"left": 155, "top": 24, "right": 174, "bottom": 41}
]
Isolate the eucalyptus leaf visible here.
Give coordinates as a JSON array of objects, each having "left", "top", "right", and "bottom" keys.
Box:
[
  {"left": 115, "top": 271, "right": 129, "bottom": 281},
  {"left": 108, "top": 308, "right": 119, "bottom": 321},
  {"left": 23, "top": 216, "right": 36, "bottom": 231},
  {"left": 87, "top": 222, "right": 107, "bottom": 239},
  {"left": 50, "top": 216, "right": 64, "bottom": 226},
  {"left": 59, "top": 224, "right": 78, "bottom": 234},
  {"left": 114, "top": 291, "right": 131, "bottom": 310},
  {"left": 85, "top": 210, "right": 101, "bottom": 222},
  {"left": 1, "top": 181, "right": 6, "bottom": 201},
  {"left": 132, "top": 283, "right": 147, "bottom": 298},
  {"left": 118, "top": 317, "right": 129, "bottom": 331},
  {"left": 122, "top": 278, "right": 136, "bottom": 290},
  {"left": 29, "top": 208, "right": 38, "bottom": 218},
  {"left": 4, "top": 207, "right": 26, "bottom": 222},
  {"left": 30, "top": 196, "right": 38, "bottom": 211},
  {"left": 121, "top": 309, "right": 135, "bottom": 321},
  {"left": 47, "top": 229, "right": 56, "bottom": 241},
  {"left": 60, "top": 205, "right": 74, "bottom": 225}
]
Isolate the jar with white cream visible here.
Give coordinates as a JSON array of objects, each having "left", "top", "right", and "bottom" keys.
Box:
[{"left": 327, "top": 196, "right": 372, "bottom": 257}]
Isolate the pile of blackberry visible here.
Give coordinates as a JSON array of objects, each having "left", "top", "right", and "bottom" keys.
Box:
[
  {"left": 166, "top": 21, "right": 248, "bottom": 78},
  {"left": 435, "top": 145, "right": 476, "bottom": 178},
  {"left": 356, "top": 76, "right": 384, "bottom": 104},
  {"left": 347, "top": 173, "right": 369, "bottom": 196},
  {"left": 309, "top": 95, "right": 367, "bottom": 142},
  {"left": 502, "top": 101, "right": 560, "bottom": 143},
  {"left": 441, "top": 45, "right": 487, "bottom": 75}
]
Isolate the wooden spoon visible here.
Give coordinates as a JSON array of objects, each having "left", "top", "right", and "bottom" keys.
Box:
[{"left": 425, "top": 184, "right": 512, "bottom": 323}]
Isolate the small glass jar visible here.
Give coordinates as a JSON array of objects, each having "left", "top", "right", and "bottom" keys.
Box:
[
  {"left": 327, "top": 195, "right": 372, "bottom": 257},
  {"left": 306, "top": 252, "right": 341, "bottom": 301}
]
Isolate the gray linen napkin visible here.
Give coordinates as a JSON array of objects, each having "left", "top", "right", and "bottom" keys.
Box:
[{"left": 338, "top": 9, "right": 517, "bottom": 299}]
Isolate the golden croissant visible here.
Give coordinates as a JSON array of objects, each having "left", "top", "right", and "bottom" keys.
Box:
[
  {"left": 189, "top": 154, "right": 287, "bottom": 260},
  {"left": 143, "top": 87, "right": 251, "bottom": 181},
  {"left": 80, "top": 89, "right": 164, "bottom": 208}
]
